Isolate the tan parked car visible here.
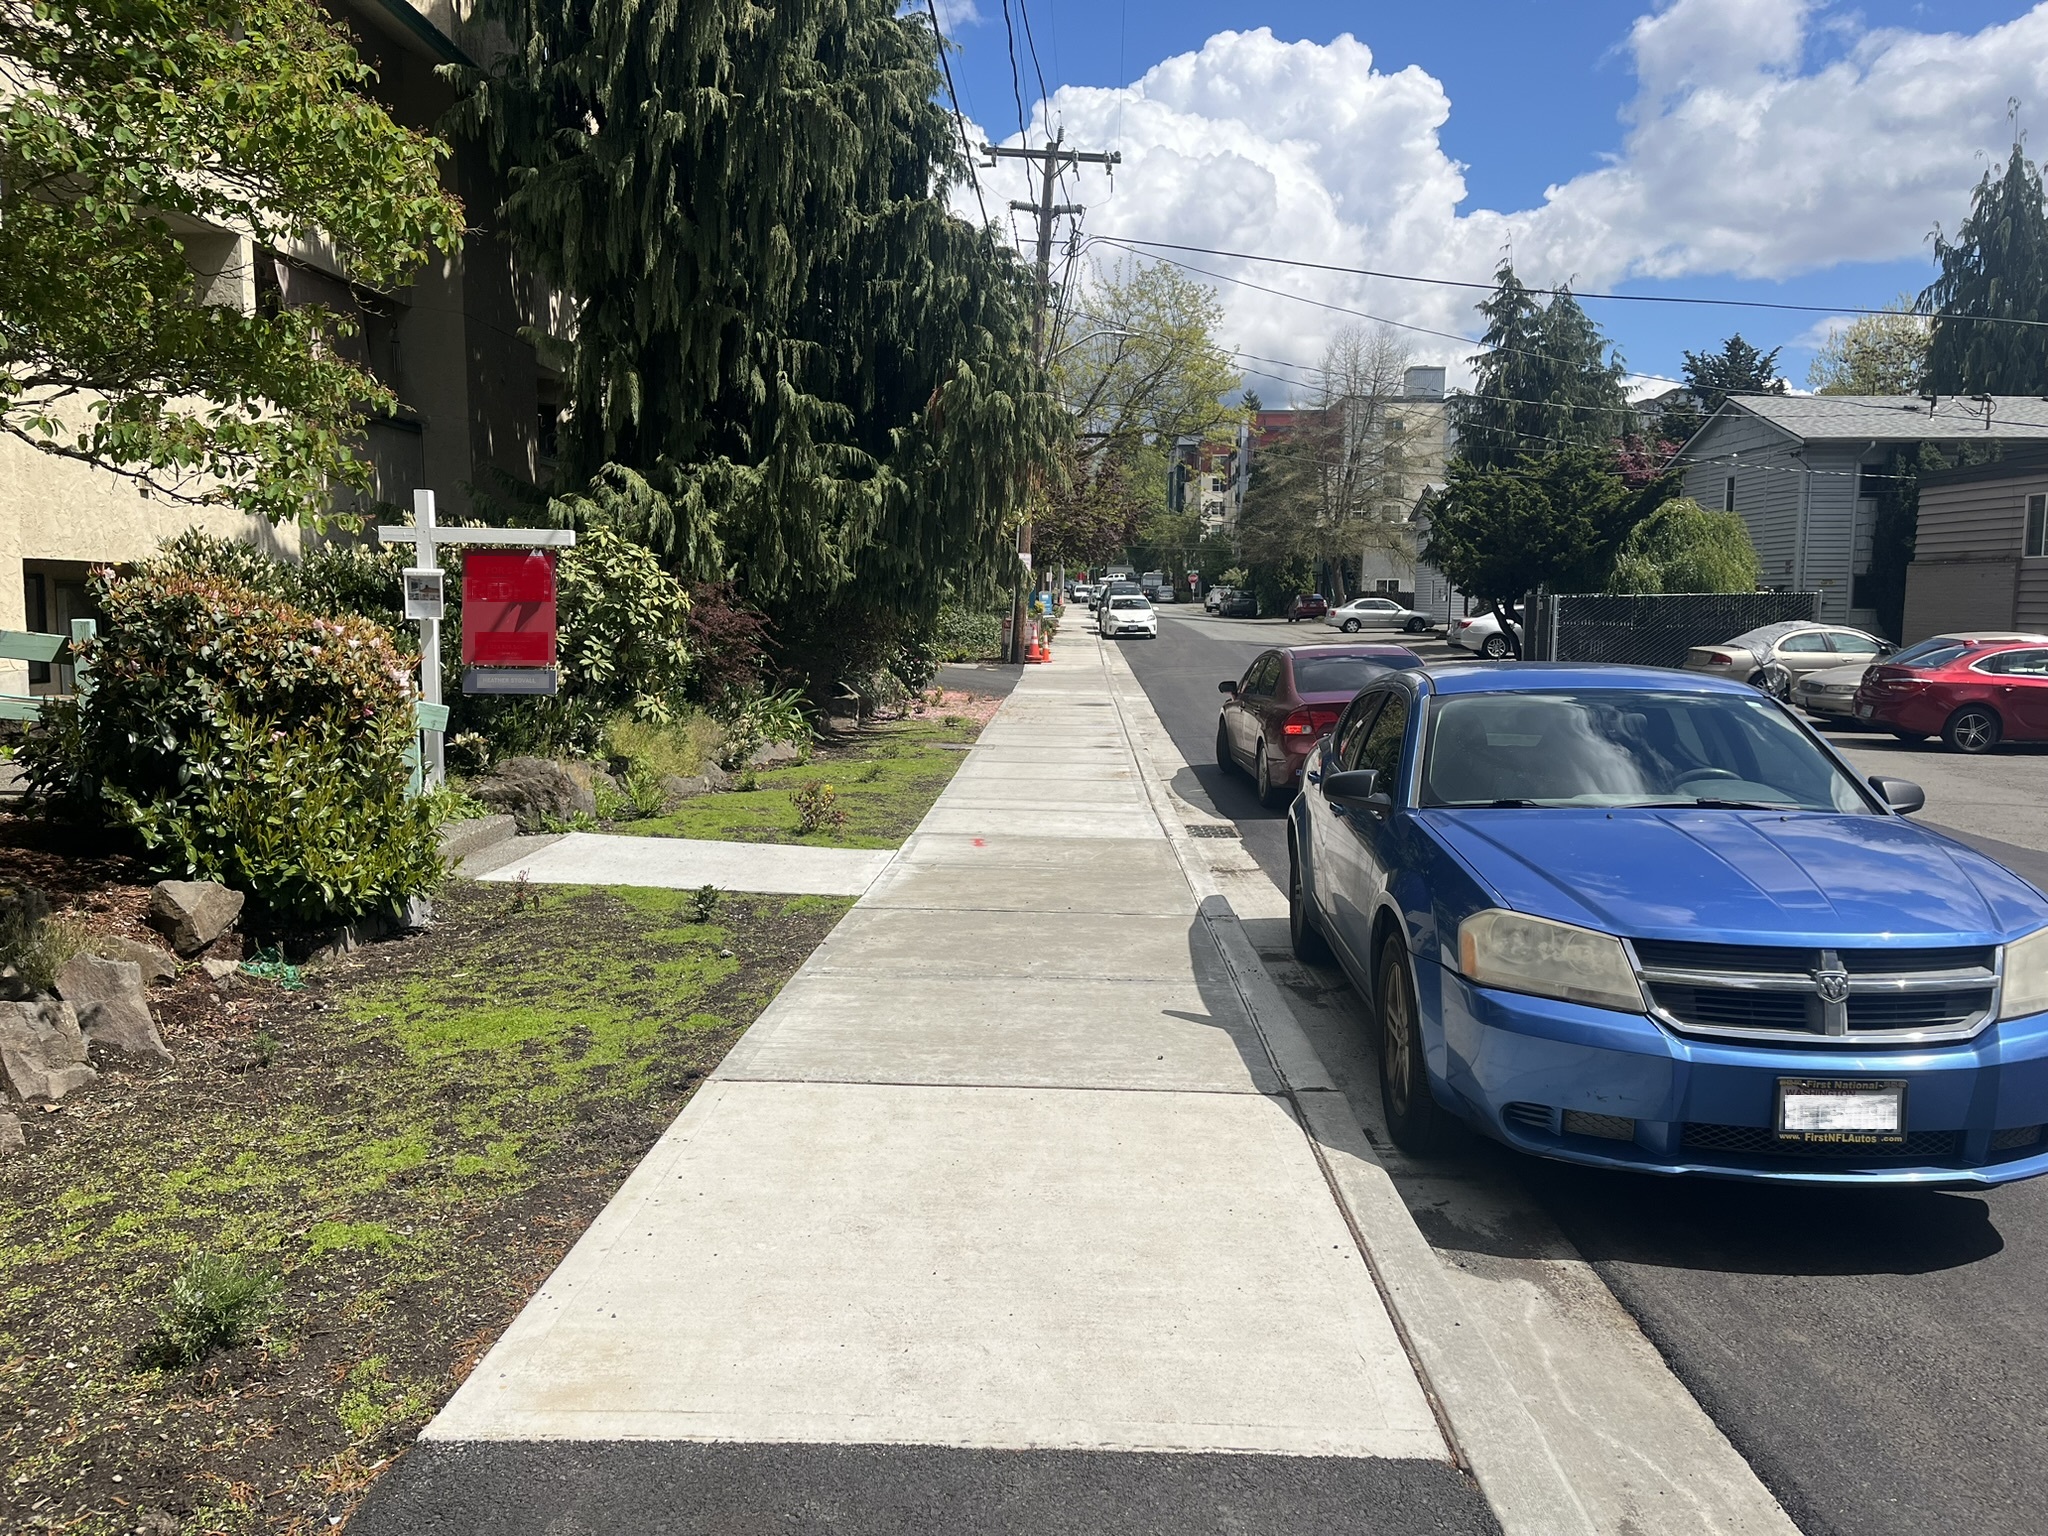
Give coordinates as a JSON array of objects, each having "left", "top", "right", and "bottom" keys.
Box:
[
  {"left": 1793, "top": 630, "right": 2048, "bottom": 723},
  {"left": 1681, "top": 621, "right": 1892, "bottom": 699}
]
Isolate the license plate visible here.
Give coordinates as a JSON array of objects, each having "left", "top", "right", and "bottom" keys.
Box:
[
  {"left": 1857, "top": 703, "right": 1874, "bottom": 718},
  {"left": 1776, "top": 1078, "right": 1906, "bottom": 1145}
]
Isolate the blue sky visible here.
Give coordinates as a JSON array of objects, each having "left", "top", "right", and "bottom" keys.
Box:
[{"left": 931, "top": 0, "right": 2048, "bottom": 396}]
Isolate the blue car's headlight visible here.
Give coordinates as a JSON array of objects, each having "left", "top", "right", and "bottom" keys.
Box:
[
  {"left": 1457, "top": 909, "right": 1646, "bottom": 1014},
  {"left": 1999, "top": 926, "right": 2048, "bottom": 1020}
]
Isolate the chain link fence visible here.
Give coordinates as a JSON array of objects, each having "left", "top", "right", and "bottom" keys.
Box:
[{"left": 1523, "top": 592, "right": 1821, "bottom": 669}]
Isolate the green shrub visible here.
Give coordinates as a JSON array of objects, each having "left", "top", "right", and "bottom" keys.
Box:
[
  {"left": 932, "top": 604, "right": 1003, "bottom": 662},
  {"left": 792, "top": 780, "right": 847, "bottom": 835},
  {"left": 715, "top": 688, "right": 809, "bottom": 772},
  {"left": 686, "top": 883, "right": 722, "bottom": 923},
  {"left": 0, "top": 888, "right": 87, "bottom": 992},
  {"left": 22, "top": 569, "right": 441, "bottom": 928},
  {"left": 554, "top": 529, "right": 693, "bottom": 721},
  {"left": 605, "top": 713, "right": 719, "bottom": 781},
  {"left": 1606, "top": 498, "right": 1761, "bottom": 594},
  {"left": 623, "top": 768, "right": 667, "bottom": 817},
  {"left": 137, "top": 1252, "right": 281, "bottom": 1369}
]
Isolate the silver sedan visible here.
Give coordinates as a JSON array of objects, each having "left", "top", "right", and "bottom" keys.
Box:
[{"left": 1328, "top": 596, "right": 1432, "bottom": 634}]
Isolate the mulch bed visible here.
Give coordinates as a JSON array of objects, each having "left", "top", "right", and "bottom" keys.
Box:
[{"left": 0, "top": 861, "right": 846, "bottom": 1535}]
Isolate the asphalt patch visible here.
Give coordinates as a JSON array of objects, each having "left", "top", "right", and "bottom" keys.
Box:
[{"left": 349, "top": 1441, "right": 1500, "bottom": 1536}]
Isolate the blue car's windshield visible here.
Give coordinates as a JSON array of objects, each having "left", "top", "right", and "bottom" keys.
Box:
[{"left": 1420, "top": 690, "right": 1874, "bottom": 812}]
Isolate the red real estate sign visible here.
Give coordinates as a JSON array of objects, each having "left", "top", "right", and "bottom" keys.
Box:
[{"left": 461, "top": 550, "right": 557, "bottom": 667}]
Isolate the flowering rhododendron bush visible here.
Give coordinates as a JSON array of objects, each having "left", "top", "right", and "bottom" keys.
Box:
[{"left": 21, "top": 568, "right": 442, "bottom": 926}]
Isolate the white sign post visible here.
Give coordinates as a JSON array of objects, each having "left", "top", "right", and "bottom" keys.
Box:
[{"left": 377, "top": 489, "right": 575, "bottom": 788}]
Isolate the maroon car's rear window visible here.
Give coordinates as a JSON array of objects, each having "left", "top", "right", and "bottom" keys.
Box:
[
  {"left": 1293, "top": 655, "right": 1413, "bottom": 691},
  {"left": 1897, "top": 643, "right": 1969, "bottom": 669}
]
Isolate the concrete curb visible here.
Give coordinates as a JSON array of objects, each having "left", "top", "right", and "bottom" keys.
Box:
[{"left": 1091, "top": 633, "right": 1599, "bottom": 1536}]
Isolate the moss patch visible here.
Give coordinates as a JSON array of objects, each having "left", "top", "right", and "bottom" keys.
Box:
[
  {"left": 0, "top": 880, "right": 847, "bottom": 1535},
  {"left": 620, "top": 716, "right": 981, "bottom": 848}
]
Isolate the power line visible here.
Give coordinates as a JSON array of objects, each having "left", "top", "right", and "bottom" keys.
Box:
[
  {"left": 924, "top": 0, "right": 989, "bottom": 228},
  {"left": 997, "top": 0, "right": 1029, "bottom": 142},
  {"left": 1017, "top": 0, "right": 1052, "bottom": 130},
  {"left": 1105, "top": 235, "right": 2048, "bottom": 333}
]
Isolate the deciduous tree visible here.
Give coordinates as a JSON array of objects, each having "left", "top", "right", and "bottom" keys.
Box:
[
  {"left": 1808, "top": 301, "right": 1929, "bottom": 395},
  {"left": 0, "top": 0, "right": 463, "bottom": 521},
  {"left": 1606, "top": 498, "right": 1760, "bottom": 594}
]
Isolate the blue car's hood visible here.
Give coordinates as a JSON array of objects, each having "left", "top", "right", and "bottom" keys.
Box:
[{"left": 1420, "top": 808, "right": 2048, "bottom": 946}]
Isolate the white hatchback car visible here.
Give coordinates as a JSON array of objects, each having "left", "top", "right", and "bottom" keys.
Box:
[
  {"left": 1100, "top": 594, "right": 1158, "bottom": 638},
  {"left": 1328, "top": 596, "right": 1432, "bottom": 635}
]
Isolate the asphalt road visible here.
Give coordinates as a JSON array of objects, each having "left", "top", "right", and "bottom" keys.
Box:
[{"left": 1122, "top": 603, "right": 2048, "bottom": 1536}]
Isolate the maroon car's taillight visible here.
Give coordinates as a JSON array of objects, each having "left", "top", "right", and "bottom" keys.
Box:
[{"left": 1282, "top": 706, "right": 1344, "bottom": 738}]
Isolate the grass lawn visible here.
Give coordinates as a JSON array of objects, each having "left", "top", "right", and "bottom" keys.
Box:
[
  {"left": 0, "top": 880, "right": 848, "bottom": 1535},
  {"left": 617, "top": 715, "right": 983, "bottom": 848}
]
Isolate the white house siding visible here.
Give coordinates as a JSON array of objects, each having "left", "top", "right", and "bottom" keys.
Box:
[
  {"left": 1680, "top": 414, "right": 1801, "bottom": 588},
  {"left": 1799, "top": 447, "right": 1868, "bottom": 624},
  {"left": 1900, "top": 463, "right": 2048, "bottom": 638}
]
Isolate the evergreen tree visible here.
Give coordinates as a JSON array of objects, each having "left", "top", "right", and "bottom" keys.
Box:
[
  {"left": 1458, "top": 263, "right": 1627, "bottom": 469},
  {"left": 1922, "top": 142, "right": 2048, "bottom": 394},
  {"left": 1680, "top": 334, "right": 1787, "bottom": 418},
  {"left": 455, "top": 2, "right": 1062, "bottom": 643}
]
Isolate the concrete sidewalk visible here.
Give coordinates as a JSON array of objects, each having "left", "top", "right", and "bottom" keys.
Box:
[
  {"left": 475, "top": 830, "right": 892, "bottom": 896},
  {"left": 351, "top": 631, "right": 1506, "bottom": 1534}
]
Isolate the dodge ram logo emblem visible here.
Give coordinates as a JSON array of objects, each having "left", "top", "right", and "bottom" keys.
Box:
[{"left": 1814, "top": 968, "right": 1851, "bottom": 1005}]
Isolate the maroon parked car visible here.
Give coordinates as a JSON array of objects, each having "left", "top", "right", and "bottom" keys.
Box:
[
  {"left": 1856, "top": 637, "right": 2048, "bottom": 753},
  {"left": 1284, "top": 593, "right": 1329, "bottom": 623},
  {"left": 1216, "top": 644, "right": 1421, "bottom": 806}
]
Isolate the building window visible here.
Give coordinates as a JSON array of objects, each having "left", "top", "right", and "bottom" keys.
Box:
[
  {"left": 1722, "top": 475, "right": 1737, "bottom": 513},
  {"left": 2027, "top": 494, "right": 2047, "bottom": 558},
  {"left": 1376, "top": 579, "right": 1400, "bottom": 594}
]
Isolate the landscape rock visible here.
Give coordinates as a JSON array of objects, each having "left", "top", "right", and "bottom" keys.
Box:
[
  {"left": 54, "top": 954, "right": 171, "bottom": 1063},
  {"left": 660, "top": 773, "right": 710, "bottom": 807},
  {"left": 473, "top": 757, "right": 596, "bottom": 832},
  {"left": 0, "top": 882, "right": 51, "bottom": 941},
  {"left": 86, "top": 934, "right": 179, "bottom": 985},
  {"left": 0, "top": 999, "right": 97, "bottom": 1102},
  {"left": 748, "top": 739, "right": 805, "bottom": 769},
  {"left": 201, "top": 957, "right": 242, "bottom": 981},
  {"left": 148, "top": 879, "right": 245, "bottom": 956},
  {"left": 701, "top": 761, "right": 735, "bottom": 792},
  {"left": 0, "top": 1110, "right": 22, "bottom": 1153}
]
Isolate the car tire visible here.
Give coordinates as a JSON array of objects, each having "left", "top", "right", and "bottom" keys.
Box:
[
  {"left": 1341, "top": 618, "right": 1362, "bottom": 633},
  {"left": 1254, "top": 742, "right": 1291, "bottom": 809},
  {"left": 1377, "top": 933, "right": 1451, "bottom": 1154},
  {"left": 1405, "top": 616, "right": 1428, "bottom": 633},
  {"left": 1480, "top": 633, "right": 1511, "bottom": 659},
  {"left": 1215, "top": 716, "right": 1236, "bottom": 775},
  {"left": 1944, "top": 705, "right": 2001, "bottom": 755},
  {"left": 1288, "top": 833, "right": 1333, "bottom": 964},
  {"left": 1889, "top": 729, "right": 1928, "bottom": 745}
]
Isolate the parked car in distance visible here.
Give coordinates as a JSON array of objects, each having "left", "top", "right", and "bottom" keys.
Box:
[
  {"left": 1071, "top": 582, "right": 1095, "bottom": 605},
  {"left": 1099, "top": 594, "right": 1158, "bottom": 639},
  {"left": 1092, "top": 579, "right": 1140, "bottom": 611},
  {"left": 1215, "top": 589, "right": 1258, "bottom": 619},
  {"left": 1682, "top": 621, "right": 1890, "bottom": 698},
  {"left": 1446, "top": 610, "right": 1520, "bottom": 658},
  {"left": 1287, "top": 660, "right": 2048, "bottom": 1185},
  {"left": 1856, "top": 637, "right": 2048, "bottom": 752},
  {"left": 1329, "top": 596, "right": 1432, "bottom": 635},
  {"left": 1148, "top": 581, "right": 1178, "bottom": 604},
  {"left": 1285, "top": 593, "right": 1330, "bottom": 623},
  {"left": 1795, "top": 630, "right": 2048, "bottom": 724},
  {"left": 1204, "top": 585, "right": 1233, "bottom": 613},
  {"left": 1216, "top": 643, "right": 1421, "bottom": 807}
]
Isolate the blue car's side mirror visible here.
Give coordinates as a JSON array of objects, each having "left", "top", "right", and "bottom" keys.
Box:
[
  {"left": 1870, "top": 775, "right": 1925, "bottom": 815},
  {"left": 1323, "top": 768, "right": 1389, "bottom": 813}
]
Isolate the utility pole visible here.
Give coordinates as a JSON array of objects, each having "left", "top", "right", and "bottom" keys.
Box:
[{"left": 984, "top": 130, "right": 1119, "bottom": 663}]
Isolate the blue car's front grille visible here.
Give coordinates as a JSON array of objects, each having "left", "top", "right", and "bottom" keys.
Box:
[
  {"left": 1683, "top": 1123, "right": 1964, "bottom": 1160},
  {"left": 1629, "top": 939, "right": 1999, "bottom": 1045}
]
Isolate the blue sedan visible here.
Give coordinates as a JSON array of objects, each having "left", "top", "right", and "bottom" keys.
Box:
[{"left": 1286, "top": 662, "right": 2048, "bottom": 1185}]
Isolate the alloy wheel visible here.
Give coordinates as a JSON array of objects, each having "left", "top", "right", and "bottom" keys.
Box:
[
  {"left": 1947, "top": 706, "right": 1999, "bottom": 754},
  {"left": 1481, "top": 634, "right": 1510, "bottom": 659}
]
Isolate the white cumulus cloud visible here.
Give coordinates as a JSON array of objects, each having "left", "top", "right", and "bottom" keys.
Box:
[{"left": 960, "top": 3, "right": 2048, "bottom": 398}]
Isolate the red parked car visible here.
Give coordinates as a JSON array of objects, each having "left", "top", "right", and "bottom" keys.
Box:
[
  {"left": 1284, "top": 593, "right": 1329, "bottom": 622},
  {"left": 1217, "top": 644, "right": 1421, "bottom": 806},
  {"left": 1856, "top": 637, "right": 2048, "bottom": 753}
]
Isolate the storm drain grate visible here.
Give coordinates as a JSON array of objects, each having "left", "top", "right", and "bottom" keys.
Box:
[{"left": 1184, "top": 824, "right": 1241, "bottom": 839}]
